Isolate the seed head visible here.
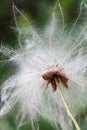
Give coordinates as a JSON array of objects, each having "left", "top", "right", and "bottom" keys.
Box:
[
  {"left": 0, "top": 2, "right": 87, "bottom": 130},
  {"left": 42, "top": 64, "right": 68, "bottom": 91}
]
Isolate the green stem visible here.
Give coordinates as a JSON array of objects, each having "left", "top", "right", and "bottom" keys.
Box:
[{"left": 56, "top": 81, "right": 81, "bottom": 130}]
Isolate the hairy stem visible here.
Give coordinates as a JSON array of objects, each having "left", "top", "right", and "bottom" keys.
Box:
[{"left": 56, "top": 81, "right": 81, "bottom": 130}]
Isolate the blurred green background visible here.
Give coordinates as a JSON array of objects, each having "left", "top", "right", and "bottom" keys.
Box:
[
  {"left": 0, "top": 0, "right": 87, "bottom": 130},
  {"left": 0, "top": 0, "right": 83, "bottom": 46}
]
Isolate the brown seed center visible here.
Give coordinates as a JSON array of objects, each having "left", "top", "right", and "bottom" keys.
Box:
[{"left": 42, "top": 64, "right": 68, "bottom": 91}]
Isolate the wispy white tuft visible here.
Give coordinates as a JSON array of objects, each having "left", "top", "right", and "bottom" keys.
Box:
[{"left": 0, "top": 2, "right": 87, "bottom": 130}]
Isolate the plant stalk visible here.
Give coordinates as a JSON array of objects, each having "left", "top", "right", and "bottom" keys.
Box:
[{"left": 56, "top": 80, "right": 81, "bottom": 130}]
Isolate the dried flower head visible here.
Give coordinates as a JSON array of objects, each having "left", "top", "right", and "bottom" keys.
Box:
[
  {"left": 0, "top": 2, "right": 87, "bottom": 130},
  {"left": 42, "top": 64, "right": 68, "bottom": 91}
]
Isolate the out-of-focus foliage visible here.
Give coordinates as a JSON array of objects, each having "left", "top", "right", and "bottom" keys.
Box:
[
  {"left": 0, "top": 0, "right": 87, "bottom": 130},
  {"left": 0, "top": 0, "right": 84, "bottom": 45}
]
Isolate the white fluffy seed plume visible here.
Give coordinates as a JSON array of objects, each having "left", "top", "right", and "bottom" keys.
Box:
[{"left": 0, "top": 2, "right": 87, "bottom": 130}]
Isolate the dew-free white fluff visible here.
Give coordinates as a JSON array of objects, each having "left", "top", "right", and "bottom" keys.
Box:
[{"left": 0, "top": 3, "right": 87, "bottom": 130}]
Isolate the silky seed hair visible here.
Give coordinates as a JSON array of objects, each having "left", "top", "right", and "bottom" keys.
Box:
[{"left": 0, "top": 2, "right": 87, "bottom": 130}]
